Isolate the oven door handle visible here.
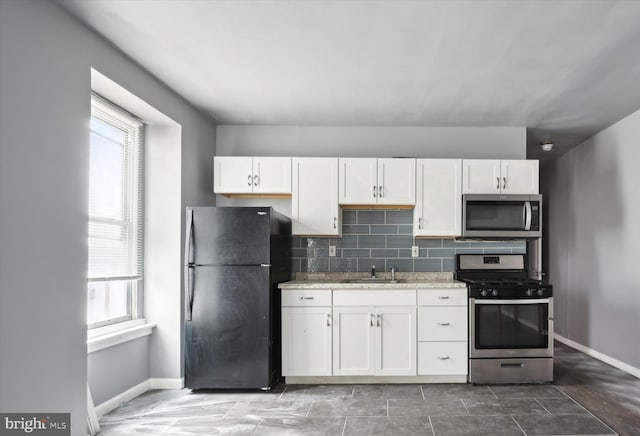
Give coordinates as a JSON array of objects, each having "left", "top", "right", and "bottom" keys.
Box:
[{"left": 473, "top": 298, "right": 550, "bottom": 305}]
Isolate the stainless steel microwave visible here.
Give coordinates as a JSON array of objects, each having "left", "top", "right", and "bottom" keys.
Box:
[{"left": 462, "top": 194, "right": 542, "bottom": 239}]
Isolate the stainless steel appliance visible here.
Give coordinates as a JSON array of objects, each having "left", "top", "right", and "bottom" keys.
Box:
[
  {"left": 456, "top": 254, "right": 553, "bottom": 383},
  {"left": 184, "top": 207, "right": 291, "bottom": 390},
  {"left": 462, "top": 194, "right": 542, "bottom": 239}
]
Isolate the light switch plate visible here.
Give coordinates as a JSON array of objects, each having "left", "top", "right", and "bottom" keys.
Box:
[
  {"left": 329, "top": 245, "right": 336, "bottom": 257},
  {"left": 411, "top": 246, "right": 419, "bottom": 257}
]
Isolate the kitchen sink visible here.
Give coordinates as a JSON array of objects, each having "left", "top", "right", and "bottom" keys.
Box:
[{"left": 341, "top": 278, "right": 406, "bottom": 284}]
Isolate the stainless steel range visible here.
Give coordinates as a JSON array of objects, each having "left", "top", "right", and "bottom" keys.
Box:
[{"left": 456, "top": 254, "right": 553, "bottom": 384}]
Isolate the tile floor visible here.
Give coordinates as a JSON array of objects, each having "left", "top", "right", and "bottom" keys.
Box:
[{"left": 98, "top": 343, "right": 638, "bottom": 435}]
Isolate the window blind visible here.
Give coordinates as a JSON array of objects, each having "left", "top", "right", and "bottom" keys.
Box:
[{"left": 88, "top": 94, "right": 144, "bottom": 281}]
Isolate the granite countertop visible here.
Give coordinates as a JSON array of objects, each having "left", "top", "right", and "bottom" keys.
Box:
[{"left": 279, "top": 272, "right": 467, "bottom": 289}]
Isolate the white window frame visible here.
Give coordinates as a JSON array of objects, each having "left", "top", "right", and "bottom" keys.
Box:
[{"left": 88, "top": 94, "right": 144, "bottom": 331}]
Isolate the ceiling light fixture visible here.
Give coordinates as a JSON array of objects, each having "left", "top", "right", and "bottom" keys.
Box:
[{"left": 540, "top": 141, "right": 554, "bottom": 152}]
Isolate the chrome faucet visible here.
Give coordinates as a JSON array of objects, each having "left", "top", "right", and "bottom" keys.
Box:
[
  {"left": 390, "top": 266, "right": 396, "bottom": 281},
  {"left": 371, "top": 264, "right": 376, "bottom": 279}
]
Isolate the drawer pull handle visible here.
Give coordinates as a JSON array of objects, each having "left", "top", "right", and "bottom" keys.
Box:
[
  {"left": 501, "top": 362, "right": 524, "bottom": 368},
  {"left": 300, "top": 296, "right": 315, "bottom": 300},
  {"left": 437, "top": 296, "right": 450, "bottom": 300},
  {"left": 326, "top": 313, "right": 331, "bottom": 327},
  {"left": 437, "top": 356, "right": 450, "bottom": 360},
  {"left": 376, "top": 313, "right": 381, "bottom": 327},
  {"left": 370, "top": 313, "right": 374, "bottom": 327},
  {"left": 437, "top": 322, "right": 450, "bottom": 326}
]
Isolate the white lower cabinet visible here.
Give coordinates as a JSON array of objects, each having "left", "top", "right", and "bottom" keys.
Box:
[
  {"left": 281, "top": 289, "right": 333, "bottom": 376},
  {"left": 281, "top": 288, "right": 467, "bottom": 381},
  {"left": 418, "top": 342, "right": 468, "bottom": 375},
  {"left": 333, "top": 305, "right": 416, "bottom": 376},
  {"left": 417, "top": 289, "right": 468, "bottom": 377}
]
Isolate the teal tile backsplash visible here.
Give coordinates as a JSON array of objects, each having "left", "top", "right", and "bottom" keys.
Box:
[{"left": 290, "top": 209, "right": 526, "bottom": 273}]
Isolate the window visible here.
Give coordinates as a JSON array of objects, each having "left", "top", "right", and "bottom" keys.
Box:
[{"left": 88, "top": 94, "right": 144, "bottom": 329}]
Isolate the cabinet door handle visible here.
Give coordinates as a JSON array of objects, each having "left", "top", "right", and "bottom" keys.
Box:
[
  {"left": 503, "top": 177, "right": 506, "bottom": 190},
  {"left": 378, "top": 186, "right": 383, "bottom": 198},
  {"left": 370, "top": 313, "right": 374, "bottom": 327},
  {"left": 373, "top": 185, "right": 377, "bottom": 198},
  {"left": 254, "top": 174, "right": 259, "bottom": 186},
  {"left": 437, "top": 322, "right": 450, "bottom": 326},
  {"left": 300, "top": 296, "right": 314, "bottom": 300},
  {"left": 333, "top": 217, "right": 337, "bottom": 229},
  {"left": 496, "top": 177, "right": 500, "bottom": 190},
  {"left": 437, "top": 356, "right": 450, "bottom": 360},
  {"left": 418, "top": 217, "right": 422, "bottom": 229},
  {"left": 326, "top": 313, "right": 331, "bottom": 327},
  {"left": 376, "top": 314, "right": 381, "bottom": 327},
  {"left": 437, "top": 296, "right": 450, "bottom": 300},
  {"left": 248, "top": 174, "right": 253, "bottom": 186}
]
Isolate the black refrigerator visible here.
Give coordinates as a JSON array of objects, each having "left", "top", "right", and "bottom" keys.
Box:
[{"left": 184, "top": 207, "right": 291, "bottom": 390}]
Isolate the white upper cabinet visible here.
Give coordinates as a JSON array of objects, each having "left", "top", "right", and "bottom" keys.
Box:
[
  {"left": 292, "top": 157, "right": 341, "bottom": 236},
  {"left": 339, "top": 158, "right": 415, "bottom": 205},
  {"left": 500, "top": 160, "right": 539, "bottom": 194},
  {"left": 414, "top": 159, "right": 462, "bottom": 237},
  {"left": 462, "top": 159, "right": 538, "bottom": 194},
  {"left": 213, "top": 156, "right": 254, "bottom": 193},
  {"left": 213, "top": 156, "right": 291, "bottom": 194}
]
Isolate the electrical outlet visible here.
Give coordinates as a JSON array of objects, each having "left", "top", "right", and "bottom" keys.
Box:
[
  {"left": 329, "top": 245, "right": 336, "bottom": 257},
  {"left": 411, "top": 245, "right": 419, "bottom": 257}
]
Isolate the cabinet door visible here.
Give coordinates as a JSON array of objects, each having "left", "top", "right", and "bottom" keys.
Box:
[
  {"left": 462, "top": 160, "right": 501, "bottom": 194},
  {"left": 292, "top": 158, "right": 340, "bottom": 235},
  {"left": 339, "top": 158, "right": 377, "bottom": 204},
  {"left": 332, "top": 307, "right": 375, "bottom": 375},
  {"left": 500, "top": 160, "right": 539, "bottom": 194},
  {"left": 376, "top": 306, "right": 417, "bottom": 376},
  {"left": 377, "top": 159, "right": 416, "bottom": 205},
  {"left": 213, "top": 156, "right": 254, "bottom": 193},
  {"left": 253, "top": 157, "right": 292, "bottom": 194},
  {"left": 414, "top": 159, "right": 461, "bottom": 237},
  {"left": 282, "top": 307, "right": 332, "bottom": 376}
]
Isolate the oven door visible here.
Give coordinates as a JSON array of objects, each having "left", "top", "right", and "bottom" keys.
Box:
[{"left": 469, "top": 298, "right": 553, "bottom": 358}]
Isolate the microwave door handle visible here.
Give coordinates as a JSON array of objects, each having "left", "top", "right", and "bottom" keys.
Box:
[{"left": 524, "top": 201, "right": 532, "bottom": 230}]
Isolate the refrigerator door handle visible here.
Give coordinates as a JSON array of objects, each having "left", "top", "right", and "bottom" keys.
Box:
[
  {"left": 185, "top": 265, "right": 194, "bottom": 321},
  {"left": 185, "top": 209, "right": 194, "bottom": 265}
]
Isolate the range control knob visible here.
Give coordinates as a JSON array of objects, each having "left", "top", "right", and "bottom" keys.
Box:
[
  {"left": 480, "top": 289, "right": 488, "bottom": 297},
  {"left": 526, "top": 288, "right": 535, "bottom": 297},
  {"left": 491, "top": 289, "right": 498, "bottom": 297},
  {"left": 537, "top": 289, "right": 545, "bottom": 297}
]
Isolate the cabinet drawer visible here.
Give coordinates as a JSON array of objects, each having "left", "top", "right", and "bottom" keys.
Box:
[
  {"left": 418, "top": 306, "right": 467, "bottom": 341},
  {"left": 282, "top": 289, "right": 332, "bottom": 306},
  {"left": 417, "top": 288, "right": 467, "bottom": 306},
  {"left": 418, "top": 342, "right": 468, "bottom": 376},
  {"left": 333, "top": 290, "right": 416, "bottom": 306}
]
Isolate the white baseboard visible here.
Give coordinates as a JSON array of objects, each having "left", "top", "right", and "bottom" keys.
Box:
[
  {"left": 95, "top": 379, "right": 151, "bottom": 417},
  {"left": 94, "top": 377, "right": 184, "bottom": 417},
  {"left": 555, "top": 333, "right": 640, "bottom": 379},
  {"left": 150, "top": 377, "right": 184, "bottom": 389}
]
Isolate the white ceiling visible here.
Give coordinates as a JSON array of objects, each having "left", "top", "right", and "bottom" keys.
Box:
[{"left": 60, "top": 0, "right": 640, "bottom": 157}]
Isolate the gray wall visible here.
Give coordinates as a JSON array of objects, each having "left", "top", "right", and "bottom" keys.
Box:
[
  {"left": 0, "top": 1, "right": 216, "bottom": 432},
  {"left": 87, "top": 338, "right": 150, "bottom": 406},
  {"left": 542, "top": 107, "right": 640, "bottom": 370},
  {"left": 293, "top": 209, "right": 525, "bottom": 274},
  {"left": 216, "top": 126, "right": 526, "bottom": 158}
]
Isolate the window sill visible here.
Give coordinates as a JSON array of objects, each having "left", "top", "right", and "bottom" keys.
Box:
[{"left": 87, "top": 319, "right": 155, "bottom": 354}]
